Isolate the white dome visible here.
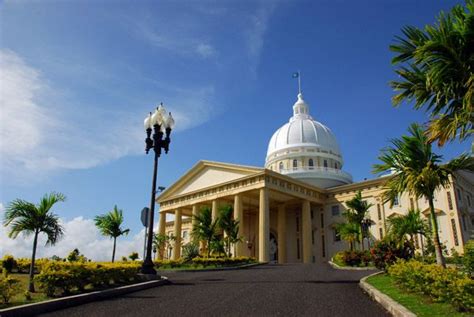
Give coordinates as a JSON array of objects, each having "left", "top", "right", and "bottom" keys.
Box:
[{"left": 265, "top": 93, "right": 352, "bottom": 188}]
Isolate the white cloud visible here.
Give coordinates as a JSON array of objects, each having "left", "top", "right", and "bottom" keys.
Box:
[
  {"left": 0, "top": 50, "right": 215, "bottom": 183},
  {"left": 196, "top": 43, "right": 216, "bottom": 58},
  {"left": 0, "top": 210, "right": 148, "bottom": 261}
]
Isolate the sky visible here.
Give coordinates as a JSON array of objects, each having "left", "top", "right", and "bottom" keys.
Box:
[{"left": 0, "top": 0, "right": 471, "bottom": 261}]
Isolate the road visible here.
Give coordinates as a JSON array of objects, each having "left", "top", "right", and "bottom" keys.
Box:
[{"left": 41, "top": 263, "right": 389, "bottom": 317}]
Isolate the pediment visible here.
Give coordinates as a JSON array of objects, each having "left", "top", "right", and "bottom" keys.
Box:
[{"left": 157, "top": 160, "right": 263, "bottom": 201}]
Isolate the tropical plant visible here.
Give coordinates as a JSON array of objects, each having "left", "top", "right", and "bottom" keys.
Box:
[
  {"left": 344, "top": 191, "right": 373, "bottom": 250},
  {"left": 67, "top": 248, "right": 87, "bottom": 263},
  {"left": 3, "top": 192, "right": 65, "bottom": 292},
  {"left": 128, "top": 252, "right": 139, "bottom": 261},
  {"left": 1, "top": 255, "right": 16, "bottom": 275},
  {"left": 334, "top": 222, "right": 360, "bottom": 251},
  {"left": 387, "top": 208, "right": 428, "bottom": 254},
  {"left": 182, "top": 242, "right": 200, "bottom": 261},
  {"left": 94, "top": 205, "right": 130, "bottom": 263},
  {"left": 373, "top": 123, "right": 474, "bottom": 266},
  {"left": 191, "top": 206, "right": 218, "bottom": 257},
  {"left": 217, "top": 205, "right": 242, "bottom": 257},
  {"left": 390, "top": 0, "right": 474, "bottom": 146}
]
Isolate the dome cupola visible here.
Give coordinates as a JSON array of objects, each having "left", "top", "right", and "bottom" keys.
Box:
[{"left": 265, "top": 93, "right": 352, "bottom": 188}]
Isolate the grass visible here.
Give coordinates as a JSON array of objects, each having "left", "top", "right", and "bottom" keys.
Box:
[
  {"left": 366, "top": 273, "right": 471, "bottom": 317},
  {"left": 0, "top": 274, "right": 49, "bottom": 310}
]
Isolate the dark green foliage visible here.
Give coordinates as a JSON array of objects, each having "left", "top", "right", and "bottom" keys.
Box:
[{"left": 370, "top": 239, "right": 413, "bottom": 270}]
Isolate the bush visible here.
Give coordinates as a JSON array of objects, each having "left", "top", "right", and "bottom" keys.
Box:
[
  {"left": 182, "top": 243, "right": 200, "bottom": 261},
  {"left": 388, "top": 260, "right": 474, "bottom": 312},
  {"left": 370, "top": 239, "right": 413, "bottom": 270},
  {"left": 191, "top": 256, "right": 255, "bottom": 267},
  {"left": 463, "top": 240, "right": 474, "bottom": 275},
  {"left": 1, "top": 255, "right": 16, "bottom": 275},
  {"left": 333, "top": 251, "right": 371, "bottom": 267},
  {"left": 0, "top": 276, "right": 21, "bottom": 304}
]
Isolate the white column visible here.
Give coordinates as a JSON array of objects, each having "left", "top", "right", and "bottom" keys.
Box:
[
  {"left": 172, "top": 209, "right": 182, "bottom": 260},
  {"left": 277, "top": 205, "right": 286, "bottom": 264},
  {"left": 258, "top": 188, "right": 270, "bottom": 262},
  {"left": 234, "top": 194, "right": 244, "bottom": 257},
  {"left": 212, "top": 200, "right": 219, "bottom": 222},
  {"left": 158, "top": 211, "right": 166, "bottom": 260},
  {"left": 302, "top": 200, "right": 312, "bottom": 264}
]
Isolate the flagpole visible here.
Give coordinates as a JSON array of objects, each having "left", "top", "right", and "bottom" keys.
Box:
[{"left": 298, "top": 71, "right": 301, "bottom": 94}]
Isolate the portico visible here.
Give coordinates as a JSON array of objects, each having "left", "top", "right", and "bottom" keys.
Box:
[{"left": 157, "top": 161, "right": 326, "bottom": 263}]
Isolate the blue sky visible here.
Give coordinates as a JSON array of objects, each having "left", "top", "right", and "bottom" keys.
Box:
[{"left": 0, "top": 0, "right": 471, "bottom": 259}]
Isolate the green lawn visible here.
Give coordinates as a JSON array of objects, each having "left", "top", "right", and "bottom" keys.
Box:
[
  {"left": 0, "top": 274, "right": 49, "bottom": 309},
  {"left": 366, "top": 274, "right": 471, "bottom": 317}
]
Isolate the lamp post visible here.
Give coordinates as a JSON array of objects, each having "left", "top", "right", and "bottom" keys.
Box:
[{"left": 141, "top": 103, "right": 175, "bottom": 275}]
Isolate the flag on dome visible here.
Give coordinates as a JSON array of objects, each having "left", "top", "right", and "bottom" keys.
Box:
[{"left": 292, "top": 72, "right": 299, "bottom": 78}]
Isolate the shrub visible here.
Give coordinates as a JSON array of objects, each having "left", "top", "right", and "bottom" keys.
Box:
[
  {"left": 128, "top": 252, "right": 139, "bottom": 261},
  {"left": 370, "top": 239, "right": 413, "bottom": 270},
  {"left": 333, "top": 251, "right": 371, "bottom": 267},
  {"left": 388, "top": 260, "right": 474, "bottom": 312},
  {"left": 463, "top": 240, "right": 474, "bottom": 275},
  {"left": 1, "top": 255, "right": 16, "bottom": 275},
  {"left": 0, "top": 276, "right": 21, "bottom": 304},
  {"left": 182, "top": 243, "right": 200, "bottom": 261}
]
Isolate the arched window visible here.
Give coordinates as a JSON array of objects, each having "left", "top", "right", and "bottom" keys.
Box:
[
  {"left": 323, "top": 160, "right": 328, "bottom": 168},
  {"left": 309, "top": 159, "right": 314, "bottom": 170},
  {"left": 279, "top": 162, "right": 284, "bottom": 171},
  {"left": 334, "top": 162, "right": 338, "bottom": 169},
  {"left": 293, "top": 159, "right": 298, "bottom": 170}
]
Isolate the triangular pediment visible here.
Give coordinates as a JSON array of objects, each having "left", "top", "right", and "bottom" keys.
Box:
[{"left": 157, "top": 160, "right": 263, "bottom": 201}]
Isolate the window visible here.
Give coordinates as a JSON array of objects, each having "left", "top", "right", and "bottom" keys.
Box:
[
  {"left": 447, "top": 192, "right": 453, "bottom": 210},
  {"left": 311, "top": 209, "right": 314, "bottom": 219},
  {"left": 333, "top": 229, "right": 341, "bottom": 242},
  {"left": 312, "top": 230, "right": 315, "bottom": 244},
  {"left": 379, "top": 228, "right": 383, "bottom": 239},
  {"left": 393, "top": 195, "right": 399, "bottom": 206},
  {"left": 296, "top": 216, "right": 300, "bottom": 232},
  {"left": 451, "top": 219, "right": 459, "bottom": 246},
  {"left": 321, "top": 235, "right": 326, "bottom": 258},
  {"left": 309, "top": 159, "right": 314, "bottom": 170},
  {"left": 323, "top": 160, "right": 328, "bottom": 168},
  {"left": 457, "top": 188, "right": 462, "bottom": 203},
  {"left": 320, "top": 213, "right": 325, "bottom": 228},
  {"left": 182, "top": 231, "right": 188, "bottom": 239},
  {"left": 293, "top": 159, "right": 298, "bottom": 170},
  {"left": 377, "top": 204, "right": 382, "bottom": 220},
  {"left": 462, "top": 216, "right": 467, "bottom": 231},
  {"left": 331, "top": 205, "right": 340, "bottom": 216},
  {"left": 409, "top": 198, "right": 414, "bottom": 210},
  {"left": 296, "top": 238, "right": 300, "bottom": 259},
  {"left": 334, "top": 162, "right": 338, "bottom": 169},
  {"left": 467, "top": 195, "right": 471, "bottom": 207}
]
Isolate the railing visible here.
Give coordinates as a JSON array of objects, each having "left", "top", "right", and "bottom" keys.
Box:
[{"left": 279, "top": 166, "right": 353, "bottom": 182}]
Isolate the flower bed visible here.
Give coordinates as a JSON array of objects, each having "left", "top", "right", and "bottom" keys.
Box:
[{"left": 388, "top": 260, "right": 474, "bottom": 312}]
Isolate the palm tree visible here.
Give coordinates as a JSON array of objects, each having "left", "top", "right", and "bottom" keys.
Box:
[
  {"left": 153, "top": 233, "right": 175, "bottom": 260},
  {"left": 388, "top": 209, "right": 427, "bottom": 254},
  {"left": 344, "top": 191, "right": 373, "bottom": 251},
  {"left": 217, "top": 205, "right": 242, "bottom": 257},
  {"left": 191, "top": 206, "right": 218, "bottom": 257},
  {"left": 390, "top": 1, "right": 473, "bottom": 146},
  {"left": 373, "top": 123, "right": 474, "bottom": 266},
  {"left": 94, "top": 205, "right": 130, "bottom": 262},
  {"left": 335, "top": 222, "right": 360, "bottom": 251},
  {"left": 3, "top": 192, "right": 65, "bottom": 292}
]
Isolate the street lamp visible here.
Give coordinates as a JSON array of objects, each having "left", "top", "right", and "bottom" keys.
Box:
[{"left": 141, "top": 103, "right": 175, "bottom": 275}]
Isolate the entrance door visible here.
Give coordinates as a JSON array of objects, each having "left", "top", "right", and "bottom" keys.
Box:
[{"left": 269, "top": 232, "right": 278, "bottom": 262}]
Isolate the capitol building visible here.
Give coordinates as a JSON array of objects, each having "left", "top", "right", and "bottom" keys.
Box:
[{"left": 157, "top": 93, "right": 474, "bottom": 263}]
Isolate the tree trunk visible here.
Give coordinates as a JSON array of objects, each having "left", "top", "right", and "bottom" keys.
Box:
[
  {"left": 207, "top": 238, "right": 211, "bottom": 258},
  {"left": 350, "top": 241, "right": 353, "bottom": 251},
  {"left": 360, "top": 225, "right": 364, "bottom": 251},
  {"left": 420, "top": 234, "right": 425, "bottom": 258},
  {"left": 428, "top": 197, "right": 446, "bottom": 267},
  {"left": 29, "top": 231, "right": 39, "bottom": 292},
  {"left": 112, "top": 237, "right": 117, "bottom": 263}
]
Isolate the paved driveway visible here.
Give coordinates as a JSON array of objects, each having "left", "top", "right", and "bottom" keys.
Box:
[{"left": 41, "top": 263, "right": 389, "bottom": 317}]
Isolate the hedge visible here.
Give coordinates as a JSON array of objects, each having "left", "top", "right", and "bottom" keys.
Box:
[
  {"left": 154, "top": 256, "right": 256, "bottom": 268},
  {"left": 388, "top": 260, "right": 474, "bottom": 312},
  {"left": 35, "top": 262, "right": 141, "bottom": 297}
]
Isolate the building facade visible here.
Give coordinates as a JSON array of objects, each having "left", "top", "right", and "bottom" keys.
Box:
[{"left": 156, "top": 94, "right": 474, "bottom": 263}]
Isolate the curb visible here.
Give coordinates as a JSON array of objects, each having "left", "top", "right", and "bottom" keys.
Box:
[
  {"left": 158, "top": 262, "right": 265, "bottom": 273},
  {"left": 359, "top": 272, "right": 416, "bottom": 317},
  {"left": 0, "top": 277, "right": 169, "bottom": 317},
  {"left": 328, "top": 260, "right": 376, "bottom": 271}
]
